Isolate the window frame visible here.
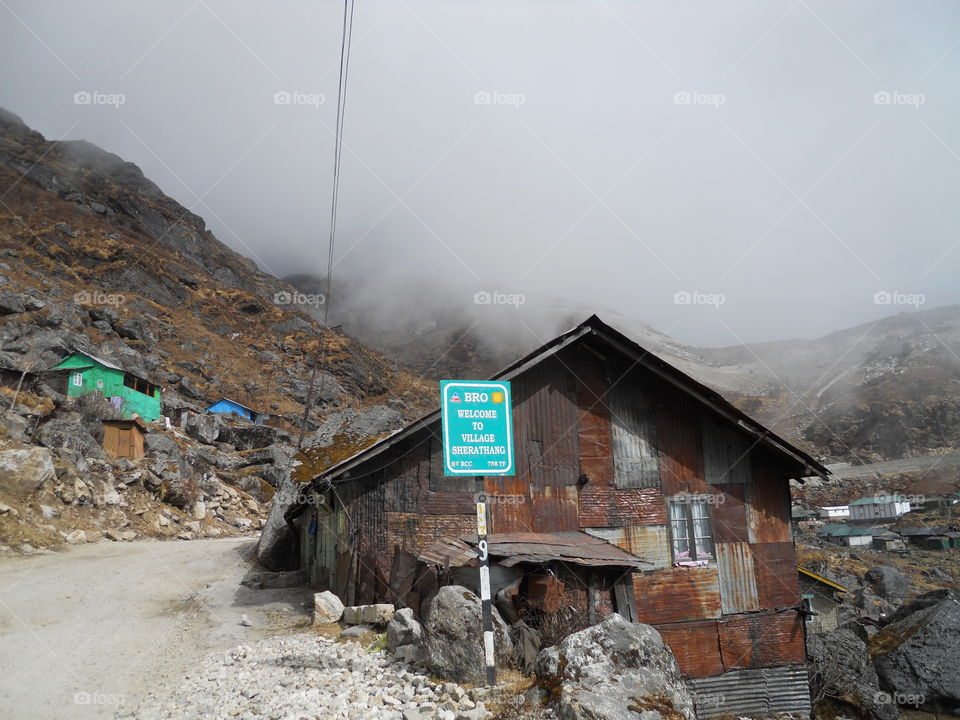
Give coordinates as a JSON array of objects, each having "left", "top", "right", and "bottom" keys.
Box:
[{"left": 667, "top": 495, "right": 716, "bottom": 564}]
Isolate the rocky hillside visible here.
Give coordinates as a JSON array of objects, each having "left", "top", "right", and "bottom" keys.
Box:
[
  {"left": 289, "top": 271, "right": 960, "bottom": 465},
  {"left": 0, "top": 108, "right": 433, "bottom": 553}
]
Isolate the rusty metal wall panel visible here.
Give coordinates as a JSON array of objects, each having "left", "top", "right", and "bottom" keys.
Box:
[
  {"left": 531, "top": 485, "right": 579, "bottom": 532},
  {"left": 748, "top": 460, "right": 792, "bottom": 543},
  {"left": 386, "top": 512, "right": 476, "bottom": 555},
  {"left": 702, "top": 417, "right": 752, "bottom": 485},
  {"left": 485, "top": 475, "right": 535, "bottom": 533},
  {"left": 584, "top": 525, "right": 670, "bottom": 570},
  {"left": 428, "top": 434, "right": 474, "bottom": 492},
  {"left": 655, "top": 619, "right": 724, "bottom": 678},
  {"left": 633, "top": 565, "right": 722, "bottom": 624},
  {"left": 718, "top": 610, "right": 806, "bottom": 670},
  {"left": 608, "top": 375, "right": 660, "bottom": 488},
  {"left": 578, "top": 486, "right": 667, "bottom": 527},
  {"left": 710, "top": 484, "right": 749, "bottom": 543},
  {"left": 753, "top": 542, "right": 801, "bottom": 609},
  {"left": 512, "top": 355, "right": 580, "bottom": 487},
  {"left": 716, "top": 542, "right": 760, "bottom": 614},
  {"left": 655, "top": 389, "right": 708, "bottom": 496},
  {"left": 571, "top": 353, "right": 614, "bottom": 486},
  {"left": 689, "top": 664, "right": 811, "bottom": 718}
]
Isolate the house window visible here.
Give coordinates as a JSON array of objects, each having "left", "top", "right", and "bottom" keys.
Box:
[
  {"left": 123, "top": 373, "right": 155, "bottom": 397},
  {"left": 668, "top": 498, "right": 715, "bottom": 562}
]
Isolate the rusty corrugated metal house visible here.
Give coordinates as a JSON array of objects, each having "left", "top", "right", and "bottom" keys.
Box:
[{"left": 293, "top": 315, "right": 828, "bottom": 718}]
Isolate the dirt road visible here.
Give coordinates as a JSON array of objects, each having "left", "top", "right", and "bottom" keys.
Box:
[{"left": 0, "top": 538, "right": 311, "bottom": 720}]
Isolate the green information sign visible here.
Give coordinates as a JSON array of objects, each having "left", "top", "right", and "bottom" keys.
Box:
[{"left": 440, "top": 380, "right": 514, "bottom": 476}]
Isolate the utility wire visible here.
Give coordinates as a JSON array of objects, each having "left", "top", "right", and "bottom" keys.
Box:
[{"left": 297, "top": 0, "right": 357, "bottom": 449}]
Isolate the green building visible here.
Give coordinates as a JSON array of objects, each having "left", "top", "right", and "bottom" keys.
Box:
[{"left": 49, "top": 351, "right": 162, "bottom": 422}]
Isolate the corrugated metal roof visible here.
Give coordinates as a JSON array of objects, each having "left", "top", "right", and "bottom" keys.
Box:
[
  {"left": 849, "top": 495, "right": 908, "bottom": 505},
  {"left": 312, "top": 315, "right": 830, "bottom": 486},
  {"left": 817, "top": 524, "right": 876, "bottom": 537},
  {"left": 689, "top": 664, "right": 811, "bottom": 718},
  {"left": 418, "top": 531, "right": 652, "bottom": 569},
  {"left": 797, "top": 566, "right": 848, "bottom": 592}
]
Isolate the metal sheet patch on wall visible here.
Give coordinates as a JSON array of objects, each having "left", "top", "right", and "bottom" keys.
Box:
[
  {"left": 689, "top": 664, "right": 811, "bottom": 718},
  {"left": 716, "top": 542, "right": 760, "bottom": 614}
]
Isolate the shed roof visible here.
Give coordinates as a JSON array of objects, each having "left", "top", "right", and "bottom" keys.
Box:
[
  {"left": 313, "top": 315, "right": 830, "bottom": 485},
  {"left": 797, "top": 566, "right": 848, "bottom": 593},
  {"left": 817, "top": 524, "right": 877, "bottom": 537},
  {"left": 418, "top": 531, "right": 652, "bottom": 570},
  {"left": 849, "top": 495, "right": 909, "bottom": 505}
]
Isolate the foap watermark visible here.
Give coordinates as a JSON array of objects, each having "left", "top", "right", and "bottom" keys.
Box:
[
  {"left": 673, "top": 90, "right": 725, "bottom": 108},
  {"left": 73, "top": 90, "right": 126, "bottom": 108},
  {"left": 475, "top": 492, "right": 525, "bottom": 506},
  {"left": 874, "top": 90, "right": 925, "bottom": 108},
  {"left": 473, "top": 90, "right": 526, "bottom": 108},
  {"left": 74, "top": 691, "right": 125, "bottom": 707},
  {"left": 274, "top": 290, "right": 325, "bottom": 308},
  {"left": 474, "top": 290, "right": 526, "bottom": 308},
  {"left": 873, "top": 290, "right": 925, "bottom": 308},
  {"left": 673, "top": 290, "right": 726, "bottom": 308},
  {"left": 73, "top": 289, "right": 125, "bottom": 307},
  {"left": 692, "top": 691, "right": 725, "bottom": 711},
  {"left": 874, "top": 690, "right": 925, "bottom": 708},
  {"left": 273, "top": 90, "right": 326, "bottom": 108}
]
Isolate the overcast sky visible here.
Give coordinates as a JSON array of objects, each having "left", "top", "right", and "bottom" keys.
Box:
[{"left": 2, "top": 0, "right": 959, "bottom": 345}]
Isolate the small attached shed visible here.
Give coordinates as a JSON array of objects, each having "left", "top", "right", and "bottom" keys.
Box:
[
  {"left": 101, "top": 419, "right": 147, "bottom": 459},
  {"left": 798, "top": 566, "right": 847, "bottom": 634}
]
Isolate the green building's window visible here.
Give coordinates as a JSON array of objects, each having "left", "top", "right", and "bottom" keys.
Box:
[{"left": 123, "top": 373, "right": 157, "bottom": 397}]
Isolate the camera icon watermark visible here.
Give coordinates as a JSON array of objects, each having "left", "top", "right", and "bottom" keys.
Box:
[
  {"left": 473, "top": 290, "right": 526, "bottom": 308},
  {"left": 474, "top": 492, "right": 525, "bottom": 506},
  {"left": 473, "top": 90, "right": 526, "bottom": 108},
  {"left": 673, "top": 290, "right": 726, "bottom": 308},
  {"left": 873, "top": 290, "right": 925, "bottom": 308},
  {"left": 673, "top": 90, "right": 726, "bottom": 108},
  {"left": 73, "top": 90, "right": 126, "bottom": 108},
  {"left": 873, "top": 90, "right": 925, "bottom": 108},
  {"left": 273, "top": 90, "right": 326, "bottom": 108},
  {"left": 273, "top": 290, "right": 325, "bottom": 307},
  {"left": 73, "top": 691, "right": 125, "bottom": 706},
  {"left": 873, "top": 690, "right": 925, "bottom": 708},
  {"left": 73, "top": 289, "right": 125, "bottom": 307}
]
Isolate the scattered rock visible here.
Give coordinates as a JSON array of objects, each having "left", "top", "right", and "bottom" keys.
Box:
[
  {"left": 340, "top": 624, "right": 374, "bottom": 638},
  {"left": 64, "top": 529, "right": 87, "bottom": 545},
  {"left": 313, "top": 591, "right": 345, "bottom": 624},
  {"left": 387, "top": 608, "right": 424, "bottom": 653},
  {"left": 865, "top": 565, "right": 909, "bottom": 603}
]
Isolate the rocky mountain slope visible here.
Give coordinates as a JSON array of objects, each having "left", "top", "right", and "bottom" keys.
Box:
[
  {"left": 289, "top": 271, "right": 960, "bottom": 465},
  {"left": 0, "top": 108, "right": 433, "bottom": 553}
]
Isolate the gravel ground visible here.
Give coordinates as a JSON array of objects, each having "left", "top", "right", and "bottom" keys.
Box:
[{"left": 118, "top": 633, "right": 507, "bottom": 720}]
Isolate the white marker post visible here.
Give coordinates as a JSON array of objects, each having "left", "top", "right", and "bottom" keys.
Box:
[{"left": 475, "top": 479, "right": 496, "bottom": 686}]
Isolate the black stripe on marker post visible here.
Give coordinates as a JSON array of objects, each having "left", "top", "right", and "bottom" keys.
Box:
[{"left": 476, "top": 476, "right": 496, "bottom": 686}]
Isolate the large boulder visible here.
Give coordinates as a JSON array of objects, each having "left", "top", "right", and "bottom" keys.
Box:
[
  {"left": 0, "top": 447, "right": 56, "bottom": 494},
  {"left": 184, "top": 413, "right": 222, "bottom": 444},
  {"left": 865, "top": 565, "right": 909, "bottom": 603},
  {"left": 254, "top": 475, "right": 300, "bottom": 571},
  {"left": 871, "top": 589, "right": 960, "bottom": 712},
  {"left": 424, "top": 585, "right": 513, "bottom": 685},
  {"left": 534, "top": 613, "right": 695, "bottom": 720},
  {"left": 217, "top": 423, "right": 291, "bottom": 451},
  {"left": 35, "top": 412, "right": 105, "bottom": 458},
  {"left": 808, "top": 627, "right": 897, "bottom": 720}
]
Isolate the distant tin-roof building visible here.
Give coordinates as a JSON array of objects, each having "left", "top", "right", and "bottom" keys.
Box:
[
  {"left": 291, "top": 315, "right": 829, "bottom": 718},
  {"left": 48, "top": 351, "right": 161, "bottom": 422},
  {"left": 848, "top": 495, "right": 910, "bottom": 523},
  {"left": 817, "top": 523, "right": 875, "bottom": 547},
  {"left": 206, "top": 398, "right": 264, "bottom": 424}
]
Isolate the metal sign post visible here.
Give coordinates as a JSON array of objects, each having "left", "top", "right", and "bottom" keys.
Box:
[
  {"left": 441, "top": 380, "right": 514, "bottom": 687},
  {"left": 475, "top": 480, "right": 496, "bottom": 685}
]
